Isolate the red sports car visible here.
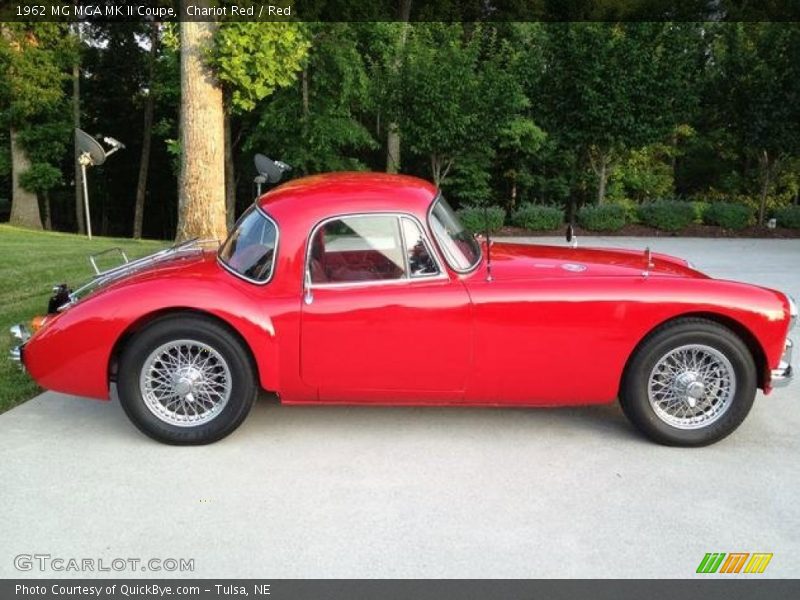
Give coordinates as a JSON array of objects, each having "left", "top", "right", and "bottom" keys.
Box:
[{"left": 9, "top": 173, "right": 795, "bottom": 445}]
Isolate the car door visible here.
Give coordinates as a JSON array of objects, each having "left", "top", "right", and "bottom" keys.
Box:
[{"left": 300, "top": 213, "right": 472, "bottom": 402}]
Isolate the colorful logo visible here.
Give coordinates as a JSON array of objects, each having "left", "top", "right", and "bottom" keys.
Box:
[{"left": 696, "top": 552, "right": 773, "bottom": 574}]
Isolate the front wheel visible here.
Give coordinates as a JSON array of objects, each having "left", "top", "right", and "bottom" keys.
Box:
[
  {"left": 620, "top": 318, "right": 757, "bottom": 446},
  {"left": 117, "top": 315, "right": 257, "bottom": 445}
]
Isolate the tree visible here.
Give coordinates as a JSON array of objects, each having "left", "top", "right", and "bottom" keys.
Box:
[
  {"left": 537, "top": 23, "right": 693, "bottom": 204},
  {"left": 133, "top": 21, "right": 160, "bottom": 239},
  {"left": 385, "top": 0, "right": 411, "bottom": 173},
  {"left": 496, "top": 116, "right": 546, "bottom": 210},
  {"left": 709, "top": 23, "right": 800, "bottom": 224},
  {"left": 209, "top": 21, "right": 309, "bottom": 227},
  {"left": 398, "top": 24, "right": 532, "bottom": 203},
  {"left": 175, "top": 2, "right": 226, "bottom": 242},
  {"left": 0, "top": 23, "right": 74, "bottom": 229},
  {"left": 72, "top": 23, "right": 85, "bottom": 234},
  {"left": 82, "top": 20, "right": 151, "bottom": 236},
  {"left": 242, "top": 23, "right": 375, "bottom": 177}
]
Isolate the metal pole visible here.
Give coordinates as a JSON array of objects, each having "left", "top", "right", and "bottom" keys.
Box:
[{"left": 81, "top": 162, "right": 92, "bottom": 240}]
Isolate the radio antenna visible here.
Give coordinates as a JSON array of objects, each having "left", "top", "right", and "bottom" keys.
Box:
[{"left": 484, "top": 204, "right": 493, "bottom": 282}]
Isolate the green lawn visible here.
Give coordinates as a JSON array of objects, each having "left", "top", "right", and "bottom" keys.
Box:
[{"left": 0, "top": 225, "right": 167, "bottom": 414}]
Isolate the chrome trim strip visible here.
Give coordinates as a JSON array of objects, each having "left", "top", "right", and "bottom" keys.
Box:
[
  {"left": 426, "top": 193, "right": 482, "bottom": 275},
  {"left": 89, "top": 247, "right": 129, "bottom": 276},
  {"left": 304, "top": 211, "right": 448, "bottom": 291},
  {"left": 67, "top": 239, "right": 218, "bottom": 309},
  {"left": 216, "top": 203, "right": 280, "bottom": 286},
  {"left": 771, "top": 338, "right": 794, "bottom": 388}
]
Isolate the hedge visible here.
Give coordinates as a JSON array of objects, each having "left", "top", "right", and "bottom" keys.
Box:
[
  {"left": 703, "top": 202, "right": 752, "bottom": 230},
  {"left": 775, "top": 205, "right": 800, "bottom": 229},
  {"left": 577, "top": 204, "right": 627, "bottom": 232},
  {"left": 457, "top": 205, "right": 506, "bottom": 233},
  {"left": 637, "top": 200, "right": 695, "bottom": 232},
  {"left": 511, "top": 203, "right": 563, "bottom": 231}
]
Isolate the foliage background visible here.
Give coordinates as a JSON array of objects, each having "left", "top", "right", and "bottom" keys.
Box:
[{"left": 1, "top": 21, "right": 799, "bottom": 237}]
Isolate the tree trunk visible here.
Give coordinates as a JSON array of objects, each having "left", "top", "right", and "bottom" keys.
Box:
[
  {"left": 176, "top": 7, "right": 227, "bottom": 243},
  {"left": 301, "top": 66, "right": 310, "bottom": 119},
  {"left": 430, "top": 154, "right": 453, "bottom": 187},
  {"left": 73, "top": 27, "right": 85, "bottom": 235},
  {"left": 597, "top": 157, "right": 608, "bottom": 205},
  {"left": 589, "top": 148, "right": 610, "bottom": 205},
  {"left": 386, "top": 0, "right": 412, "bottom": 174},
  {"left": 510, "top": 175, "right": 518, "bottom": 212},
  {"left": 431, "top": 155, "right": 440, "bottom": 186},
  {"left": 133, "top": 21, "right": 158, "bottom": 240},
  {"left": 101, "top": 196, "right": 109, "bottom": 236},
  {"left": 9, "top": 128, "right": 43, "bottom": 229},
  {"left": 224, "top": 111, "right": 235, "bottom": 231},
  {"left": 43, "top": 190, "right": 52, "bottom": 230},
  {"left": 758, "top": 150, "right": 771, "bottom": 227},
  {"left": 670, "top": 129, "right": 678, "bottom": 180}
]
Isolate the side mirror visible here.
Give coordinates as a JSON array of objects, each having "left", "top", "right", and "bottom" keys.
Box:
[{"left": 566, "top": 224, "right": 577, "bottom": 248}]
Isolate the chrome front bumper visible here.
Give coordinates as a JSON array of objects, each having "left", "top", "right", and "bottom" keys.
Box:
[
  {"left": 9, "top": 323, "right": 30, "bottom": 370},
  {"left": 9, "top": 345, "right": 22, "bottom": 364},
  {"left": 771, "top": 338, "right": 793, "bottom": 388}
]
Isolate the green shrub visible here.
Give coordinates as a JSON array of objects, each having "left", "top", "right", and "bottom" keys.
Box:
[
  {"left": 703, "top": 202, "right": 752, "bottom": 230},
  {"left": 775, "top": 205, "right": 800, "bottom": 229},
  {"left": 691, "top": 201, "right": 710, "bottom": 224},
  {"left": 637, "top": 200, "right": 695, "bottom": 232},
  {"left": 511, "top": 203, "right": 563, "bottom": 231},
  {"left": 577, "top": 204, "right": 627, "bottom": 232},
  {"left": 607, "top": 197, "right": 640, "bottom": 224},
  {"left": 457, "top": 205, "right": 506, "bottom": 233}
]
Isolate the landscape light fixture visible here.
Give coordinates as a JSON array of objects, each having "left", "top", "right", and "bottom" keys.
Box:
[
  {"left": 253, "top": 153, "right": 291, "bottom": 198},
  {"left": 75, "top": 128, "right": 126, "bottom": 239}
]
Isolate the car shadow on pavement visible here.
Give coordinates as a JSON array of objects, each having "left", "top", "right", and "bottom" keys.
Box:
[
  {"left": 1, "top": 388, "right": 641, "bottom": 447},
  {"left": 236, "top": 392, "right": 641, "bottom": 446}
]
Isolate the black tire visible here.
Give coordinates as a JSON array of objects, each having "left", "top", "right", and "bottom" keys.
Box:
[
  {"left": 117, "top": 314, "right": 257, "bottom": 445},
  {"left": 620, "top": 318, "right": 757, "bottom": 447}
]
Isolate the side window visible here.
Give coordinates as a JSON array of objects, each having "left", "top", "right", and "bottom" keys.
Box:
[
  {"left": 402, "top": 217, "right": 440, "bottom": 277},
  {"left": 310, "top": 216, "right": 405, "bottom": 284}
]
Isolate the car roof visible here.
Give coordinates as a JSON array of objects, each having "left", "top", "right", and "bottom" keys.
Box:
[{"left": 256, "top": 172, "right": 439, "bottom": 224}]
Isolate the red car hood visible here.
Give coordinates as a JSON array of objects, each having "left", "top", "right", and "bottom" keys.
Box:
[{"left": 487, "top": 242, "right": 707, "bottom": 280}]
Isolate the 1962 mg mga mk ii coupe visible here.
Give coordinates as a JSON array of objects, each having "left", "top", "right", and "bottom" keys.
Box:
[{"left": 9, "top": 172, "right": 795, "bottom": 446}]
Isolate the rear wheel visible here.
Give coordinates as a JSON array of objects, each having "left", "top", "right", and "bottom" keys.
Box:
[
  {"left": 620, "top": 318, "right": 757, "bottom": 446},
  {"left": 117, "top": 315, "right": 257, "bottom": 445}
]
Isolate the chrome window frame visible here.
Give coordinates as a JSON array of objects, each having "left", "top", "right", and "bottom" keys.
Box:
[
  {"left": 400, "top": 216, "right": 442, "bottom": 279},
  {"left": 217, "top": 203, "right": 280, "bottom": 286},
  {"left": 427, "top": 193, "right": 483, "bottom": 275},
  {"left": 304, "top": 212, "right": 448, "bottom": 290}
]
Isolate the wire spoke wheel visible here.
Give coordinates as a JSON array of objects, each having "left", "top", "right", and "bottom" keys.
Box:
[
  {"left": 139, "top": 339, "right": 232, "bottom": 427},
  {"left": 647, "top": 343, "right": 736, "bottom": 430}
]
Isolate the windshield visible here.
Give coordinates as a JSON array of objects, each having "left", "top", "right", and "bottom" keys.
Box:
[
  {"left": 429, "top": 196, "right": 482, "bottom": 272},
  {"left": 218, "top": 206, "right": 278, "bottom": 283}
]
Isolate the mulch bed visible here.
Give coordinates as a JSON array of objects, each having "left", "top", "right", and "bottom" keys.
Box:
[{"left": 495, "top": 224, "right": 800, "bottom": 239}]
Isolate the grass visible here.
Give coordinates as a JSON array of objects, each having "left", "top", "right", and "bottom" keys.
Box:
[{"left": 0, "top": 225, "right": 166, "bottom": 414}]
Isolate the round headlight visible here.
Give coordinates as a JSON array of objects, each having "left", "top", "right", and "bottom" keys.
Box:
[{"left": 788, "top": 294, "right": 797, "bottom": 330}]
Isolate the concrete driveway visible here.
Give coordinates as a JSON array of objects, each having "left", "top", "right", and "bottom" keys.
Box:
[{"left": 1, "top": 237, "right": 798, "bottom": 579}]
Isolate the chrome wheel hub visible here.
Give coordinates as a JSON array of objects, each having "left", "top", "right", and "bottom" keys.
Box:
[
  {"left": 139, "top": 340, "right": 232, "bottom": 427},
  {"left": 647, "top": 344, "right": 736, "bottom": 429},
  {"left": 174, "top": 366, "right": 203, "bottom": 398}
]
